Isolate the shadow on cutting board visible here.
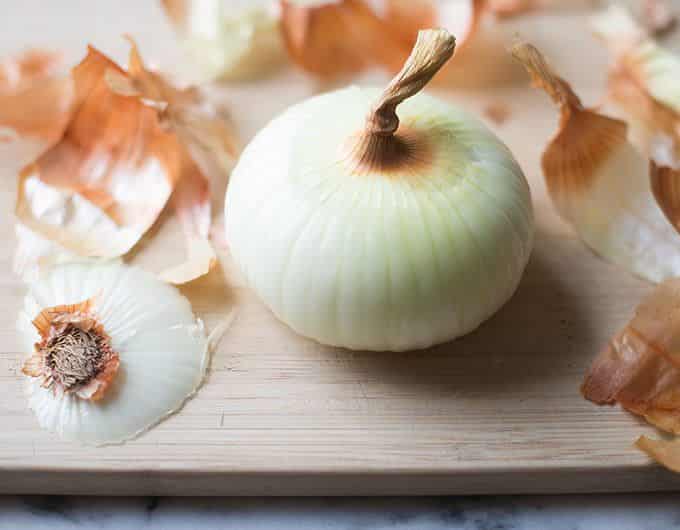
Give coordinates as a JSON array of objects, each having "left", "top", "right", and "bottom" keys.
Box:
[{"left": 326, "top": 230, "right": 649, "bottom": 397}]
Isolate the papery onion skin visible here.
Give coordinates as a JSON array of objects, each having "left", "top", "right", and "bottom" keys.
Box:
[
  {"left": 0, "top": 49, "right": 72, "bottom": 142},
  {"left": 514, "top": 40, "right": 680, "bottom": 284},
  {"left": 581, "top": 277, "right": 680, "bottom": 471},
  {"left": 162, "top": 1, "right": 286, "bottom": 82},
  {"left": 225, "top": 87, "right": 533, "bottom": 351}
]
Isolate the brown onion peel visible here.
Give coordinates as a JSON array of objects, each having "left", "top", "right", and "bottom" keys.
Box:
[
  {"left": 592, "top": 5, "right": 680, "bottom": 156},
  {"left": 511, "top": 40, "right": 629, "bottom": 222},
  {"left": 12, "top": 40, "right": 234, "bottom": 284},
  {"left": 280, "top": 0, "right": 404, "bottom": 77},
  {"left": 581, "top": 278, "right": 680, "bottom": 471},
  {"left": 513, "top": 39, "right": 680, "bottom": 284},
  {"left": 592, "top": 6, "right": 680, "bottom": 225},
  {"left": 107, "top": 37, "right": 238, "bottom": 282},
  {"left": 22, "top": 298, "right": 120, "bottom": 402},
  {"left": 15, "top": 46, "right": 176, "bottom": 258},
  {"left": 636, "top": 436, "right": 680, "bottom": 472},
  {"left": 279, "top": 0, "right": 453, "bottom": 78},
  {"left": 160, "top": 0, "right": 188, "bottom": 33},
  {"left": 0, "top": 49, "right": 73, "bottom": 141},
  {"left": 650, "top": 160, "right": 680, "bottom": 232}
]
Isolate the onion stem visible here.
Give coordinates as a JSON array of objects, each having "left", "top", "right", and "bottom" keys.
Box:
[{"left": 352, "top": 28, "right": 456, "bottom": 171}]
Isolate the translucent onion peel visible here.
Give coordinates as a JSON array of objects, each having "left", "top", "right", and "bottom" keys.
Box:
[
  {"left": 12, "top": 223, "right": 80, "bottom": 284},
  {"left": 592, "top": 6, "right": 680, "bottom": 159},
  {"left": 512, "top": 41, "right": 680, "bottom": 283},
  {"left": 636, "top": 437, "right": 680, "bottom": 472},
  {"left": 106, "top": 38, "right": 239, "bottom": 282},
  {"left": 12, "top": 42, "right": 236, "bottom": 284},
  {"left": 383, "top": 0, "right": 438, "bottom": 49},
  {"left": 15, "top": 46, "right": 177, "bottom": 259},
  {"left": 17, "top": 261, "right": 210, "bottom": 445},
  {"left": 226, "top": 29, "right": 533, "bottom": 351},
  {"left": 0, "top": 49, "right": 73, "bottom": 142},
  {"left": 650, "top": 160, "right": 680, "bottom": 232},
  {"left": 280, "top": 0, "right": 517, "bottom": 80},
  {"left": 581, "top": 279, "right": 680, "bottom": 471},
  {"left": 431, "top": 1, "right": 525, "bottom": 89},
  {"left": 279, "top": 0, "right": 597, "bottom": 80},
  {"left": 161, "top": 0, "right": 285, "bottom": 81},
  {"left": 160, "top": 0, "right": 596, "bottom": 83},
  {"left": 280, "top": 0, "right": 411, "bottom": 77}
]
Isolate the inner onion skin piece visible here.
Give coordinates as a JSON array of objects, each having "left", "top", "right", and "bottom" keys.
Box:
[
  {"left": 542, "top": 110, "right": 629, "bottom": 220},
  {"left": 348, "top": 29, "right": 455, "bottom": 177},
  {"left": 22, "top": 298, "right": 120, "bottom": 401}
]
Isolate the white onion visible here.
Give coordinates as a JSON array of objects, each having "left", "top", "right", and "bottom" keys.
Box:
[{"left": 226, "top": 29, "right": 533, "bottom": 351}]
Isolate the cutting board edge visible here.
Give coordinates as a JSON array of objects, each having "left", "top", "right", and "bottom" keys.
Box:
[{"left": 3, "top": 464, "right": 680, "bottom": 496}]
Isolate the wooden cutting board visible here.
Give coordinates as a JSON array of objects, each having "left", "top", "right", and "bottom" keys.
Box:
[{"left": 2, "top": 0, "right": 680, "bottom": 495}]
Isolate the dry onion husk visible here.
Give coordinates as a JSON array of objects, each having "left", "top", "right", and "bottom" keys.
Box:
[
  {"left": 591, "top": 5, "right": 680, "bottom": 161},
  {"left": 280, "top": 0, "right": 518, "bottom": 82},
  {"left": 18, "top": 261, "right": 210, "bottom": 444},
  {"left": 16, "top": 46, "right": 177, "bottom": 261},
  {"left": 512, "top": 40, "right": 680, "bottom": 283},
  {"left": 8, "top": 42, "right": 237, "bottom": 284},
  {"left": 582, "top": 278, "right": 680, "bottom": 472},
  {"left": 0, "top": 49, "right": 73, "bottom": 143},
  {"left": 280, "top": 0, "right": 583, "bottom": 86},
  {"left": 163, "top": 0, "right": 539, "bottom": 83},
  {"left": 161, "top": 0, "right": 286, "bottom": 82}
]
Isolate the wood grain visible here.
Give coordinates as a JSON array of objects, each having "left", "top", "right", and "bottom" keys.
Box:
[{"left": 1, "top": 1, "right": 680, "bottom": 495}]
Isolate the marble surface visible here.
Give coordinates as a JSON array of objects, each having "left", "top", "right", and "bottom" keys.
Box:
[{"left": 2, "top": 494, "right": 680, "bottom": 529}]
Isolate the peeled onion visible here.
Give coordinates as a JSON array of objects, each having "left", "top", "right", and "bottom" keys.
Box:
[{"left": 225, "top": 29, "right": 533, "bottom": 351}]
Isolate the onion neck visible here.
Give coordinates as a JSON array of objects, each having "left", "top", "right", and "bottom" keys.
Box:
[{"left": 350, "top": 28, "right": 456, "bottom": 173}]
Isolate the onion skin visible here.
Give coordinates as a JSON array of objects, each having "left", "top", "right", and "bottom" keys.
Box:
[{"left": 225, "top": 86, "right": 533, "bottom": 351}]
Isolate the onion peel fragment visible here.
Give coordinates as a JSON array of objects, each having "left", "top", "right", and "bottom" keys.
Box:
[
  {"left": 513, "top": 40, "right": 680, "bottom": 283},
  {"left": 280, "top": 0, "right": 497, "bottom": 78},
  {"left": 160, "top": 0, "right": 188, "bottom": 32},
  {"left": 650, "top": 160, "right": 680, "bottom": 232},
  {"left": 636, "top": 436, "right": 680, "bottom": 472},
  {"left": 511, "top": 40, "right": 626, "bottom": 222},
  {"left": 581, "top": 279, "right": 680, "bottom": 470},
  {"left": 107, "top": 37, "right": 239, "bottom": 282},
  {"left": 161, "top": 0, "right": 285, "bottom": 81},
  {"left": 592, "top": 6, "right": 680, "bottom": 159},
  {"left": 22, "top": 297, "right": 120, "bottom": 402},
  {"left": 383, "top": 0, "right": 438, "bottom": 49},
  {"left": 280, "top": 0, "right": 409, "bottom": 77},
  {"left": 0, "top": 49, "right": 73, "bottom": 142},
  {"left": 15, "top": 46, "right": 177, "bottom": 260},
  {"left": 12, "top": 41, "right": 236, "bottom": 284}
]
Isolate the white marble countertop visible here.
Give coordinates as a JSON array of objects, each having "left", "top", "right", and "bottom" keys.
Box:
[{"left": 2, "top": 494, "right": 680, "bottom": 529}]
